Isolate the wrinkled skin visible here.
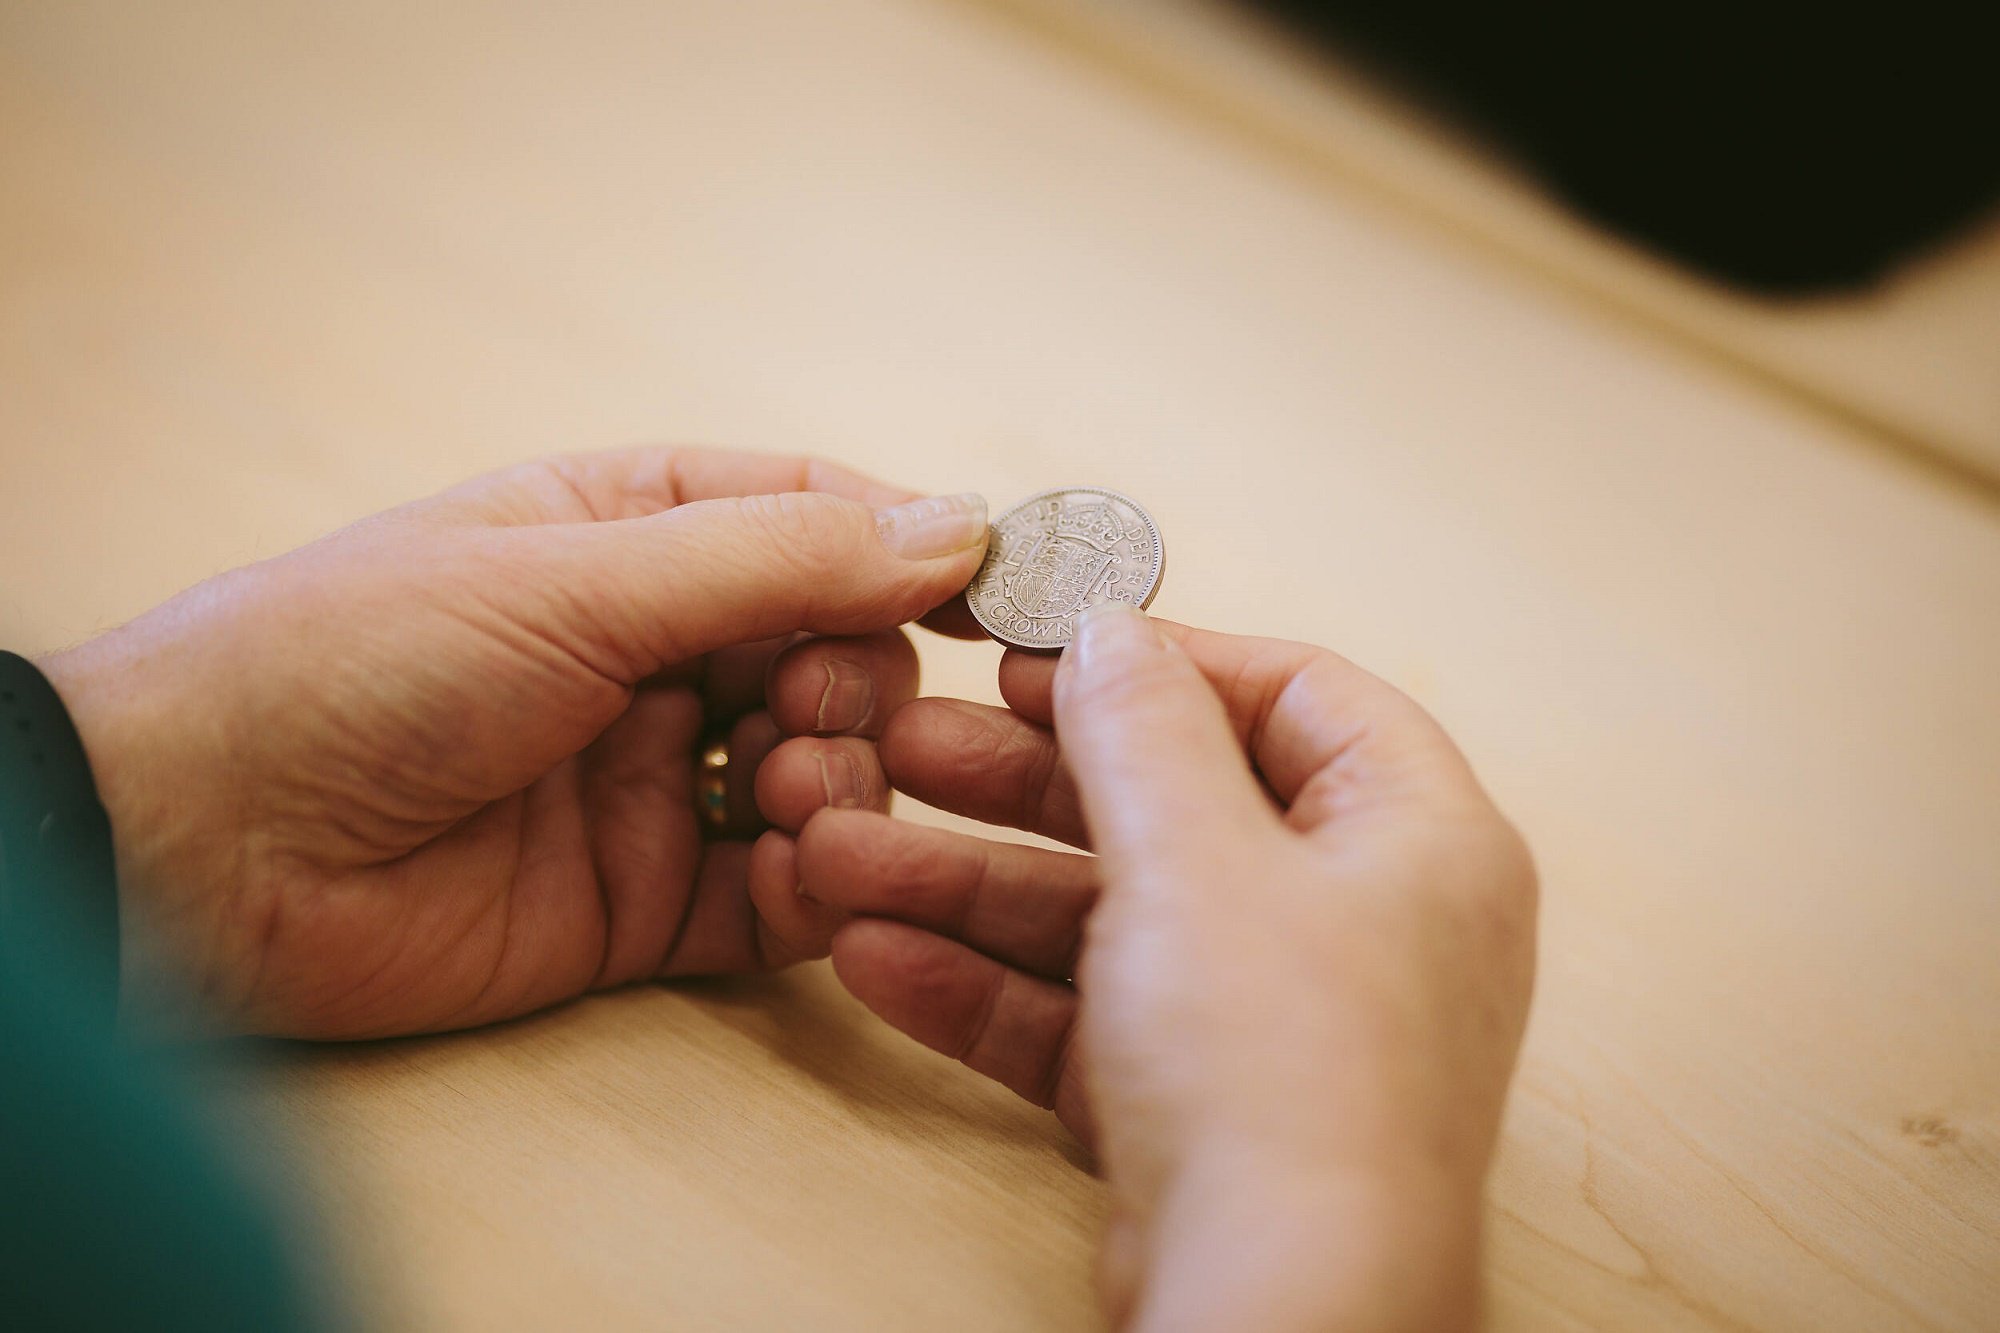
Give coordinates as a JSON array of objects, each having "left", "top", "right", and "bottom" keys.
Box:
[
  {"left": 799, "top": 608, "right": 1538, "bottom": 1332},
  {"left": 45, "top": 451, "right": 1537, "bottom": 1331},
  {"left": 44, "top": 448, "right": 989, "bottom": 1037}
]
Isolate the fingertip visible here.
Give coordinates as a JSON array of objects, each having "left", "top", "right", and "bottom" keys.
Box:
[
  {"left": 829, "top": 918, "right": 919, "bottom": 1004},
  {"left": 828, "top": 918, "right": 964, "bottom": 1037},
  {"left": 1008, "top": 619, "right": 1200, "bottom": 722},
  {"left": 1048, "top": 611, "right": 1274, "bottom": 867},
  {"left": 792, "top": 806, "right": 893, "bottom": 908},
  {"left": 754, "top": 735, "right": 889, "bottom": 832},
  {"left": 829, "top": 914, "right": 906, "bottom": 968},
  {"left": 635, "top": 491, "right": 992, "bottom": 661},
  {"left": 997, "top": 649, "right": 1058, "bottom": 724},
  {"left": 916, "top": 597, "right": 990, "bottom": 642},
  {"left": 765, "top": 631, "right": 919, "bottom": 738},
  {"left": 873, "top": 493, "right": 989, "bottom": 563},
  {"left": 748, "top": 828, "right": 844, "bottom": 968},
  {"left": 748, "top": 825, "right": 798, "bottom": 889},
  {"left": 872, "top": 696, "right": 979, "bottom": 801},
  {"left": 794, "top": 804, "right": 890, "bottom": 872},
  {"left": 1060, "top": 603, "right": 1166, "bottom": 692},
  {"left": 872, "top": 697, "right": 928, "bottom": 781},
  {"left": 874, "top": 698, "right": 1088, "bottom": 845},
  {"left": 1050, "top": 607, "right": 1202, "bottom": 742}
]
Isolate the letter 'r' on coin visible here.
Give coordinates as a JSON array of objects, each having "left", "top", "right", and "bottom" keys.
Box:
[{"left": 964, "top": 486, "right": 1166, "bottom": 651}]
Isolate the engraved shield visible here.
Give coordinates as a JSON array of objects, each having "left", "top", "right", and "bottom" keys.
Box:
[{"left": 1005, "top": 534, "right": 1114, "bottom": 618}]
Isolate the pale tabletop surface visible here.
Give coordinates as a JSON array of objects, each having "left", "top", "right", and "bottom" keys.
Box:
[
  {"left": 3, "top": 2, "right": 1997, "bottom": 1330},
  {"left": 1006, "top": 0, "right": 2000, "bottom": 489}
]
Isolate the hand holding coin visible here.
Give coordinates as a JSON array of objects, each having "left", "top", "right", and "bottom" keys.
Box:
[
  {"left": 804, "top": 610, "right": 1537, "bottom": 1333},
  {"left": 964, "top": 487, "right": 1166, "bottom": 651}
]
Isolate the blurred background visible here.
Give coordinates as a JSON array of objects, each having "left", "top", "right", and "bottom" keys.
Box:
[
  {"left": 1026, "top": 0, "right": 2000, "bottom": 481},
  {"left": 3, "top": 2, "right": 1996, "bottom": 1330}
]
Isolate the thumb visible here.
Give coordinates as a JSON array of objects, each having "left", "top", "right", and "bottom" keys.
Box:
[
  {"left": 514, "top": 491, "right": 989, "bottom": 675},
  {"left": 1052, "top": 604, "right": 1279, "bottom": 879}
]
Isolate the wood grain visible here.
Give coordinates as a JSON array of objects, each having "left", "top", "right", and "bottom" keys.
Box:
[{"left": 2, "top": 1, "right": 1996, "bottom": 1328}]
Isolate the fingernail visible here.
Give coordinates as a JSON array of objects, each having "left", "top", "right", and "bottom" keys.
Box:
[
  {"left": 875, "top": 492, "right": 988, "bottom": 560},
  {"left": 816, "top": 659, "right": 874, "bottom": 734},
  {"left": 1069, "top": 603, "right": 1160, "bottom": 675},
  {"left": 817, "top": 749, "right": 867, "bottom": 809}
]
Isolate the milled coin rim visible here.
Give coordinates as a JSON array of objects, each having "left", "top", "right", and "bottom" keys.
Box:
[{"left": 964, "top": 485, "right": 1165, "bottom": 651}]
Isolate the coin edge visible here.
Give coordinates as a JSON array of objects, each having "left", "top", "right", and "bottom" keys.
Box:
[{"left": 963, "top": 485, "right": 1166, "bottom": 652}]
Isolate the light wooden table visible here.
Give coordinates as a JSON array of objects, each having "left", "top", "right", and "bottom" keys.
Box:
[
  {"left": 3, "top": 1, "right": 1996, "bottom": 1329},
  {"left": 1014, "top": 0, "right": 2000, "bottom": 489}
]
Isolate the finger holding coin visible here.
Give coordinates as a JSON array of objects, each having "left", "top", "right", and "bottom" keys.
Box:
[{"left": 964, "top": 487, "right": 1165, "bottom": 652}]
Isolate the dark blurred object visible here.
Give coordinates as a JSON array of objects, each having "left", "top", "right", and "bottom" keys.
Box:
[{"left": 1249, "top": 2, "right": 2000, "bottom": 293}]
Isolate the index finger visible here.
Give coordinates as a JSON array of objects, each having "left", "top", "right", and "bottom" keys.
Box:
[
  {"left": 413, "top": 446, "right": 989, "bottom": 638},
  {"left": 1051, "top": 607, "right": 1280, "bottom": 872},
  {"left": 420, "top": 446, "right": 925, "bottom": 526}
]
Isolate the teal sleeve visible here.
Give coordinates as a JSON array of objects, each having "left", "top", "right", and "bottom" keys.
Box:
[
  {"left": 1, "top": 651, "right": 118, "bottom": 1021},
  {"left": 1, "top": 651, "right": 328, "bottom": 1332}
]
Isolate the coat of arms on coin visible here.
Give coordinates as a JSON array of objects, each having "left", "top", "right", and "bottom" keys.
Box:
[{"left": 965, "top": 486, "right": 1165, "bottom": 651}]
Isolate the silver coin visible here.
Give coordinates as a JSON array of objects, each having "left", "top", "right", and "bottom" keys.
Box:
[{"left": 964, "top": 486, "right": 1166, "bottom": 651}]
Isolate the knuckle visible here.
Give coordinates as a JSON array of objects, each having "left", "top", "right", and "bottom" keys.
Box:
[
  {"left": 999, "top": 724, "right": 1065, "bottom": 831},
  {"left": 734, "top": 490, "right": 832, "bottom": 553},
  {"left": 878, "top": 826, "right": 951, "bottom": 889},
  {"left": 522, "top": 453, "right": 620, "bottom": 520},
  {"left": 949, "top": 968, "right": 1007, "bottom": 1064},
  {"left": 792, "top": 808, "right": 845, "bottom": 875},
  {"left": 725, "top": 492, "right": 873, "bottom": 596}
]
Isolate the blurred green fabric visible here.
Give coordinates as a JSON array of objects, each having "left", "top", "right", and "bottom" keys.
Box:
[
  {"left": 2, "top": 651, "right": 324, "bottom": 1331},
  {"left": 1, "top": 913, "right": 323, "bottom": 1330}
]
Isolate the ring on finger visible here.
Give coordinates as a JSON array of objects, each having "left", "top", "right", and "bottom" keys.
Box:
[{"left": 698, "top": 738, "right": 731, "bottom": 828}]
